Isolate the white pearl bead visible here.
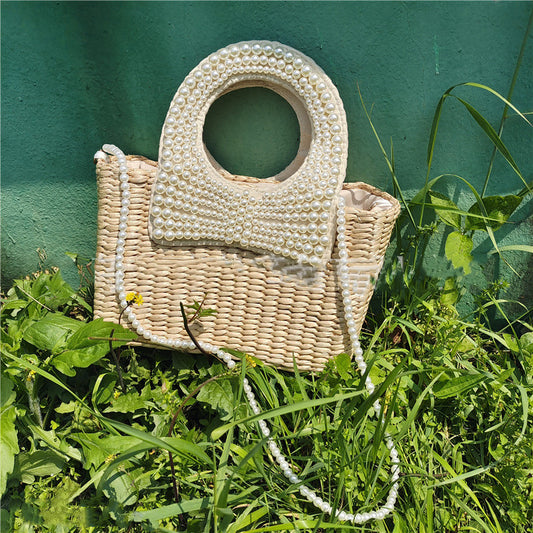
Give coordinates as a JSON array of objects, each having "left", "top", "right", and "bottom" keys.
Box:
[{"left": 300, "top": 486, "right": 310, "bottom": 497}]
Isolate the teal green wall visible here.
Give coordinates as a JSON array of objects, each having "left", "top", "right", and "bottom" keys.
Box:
[{"left": 2, "top": 2, "right": 532, "bottom": 313}]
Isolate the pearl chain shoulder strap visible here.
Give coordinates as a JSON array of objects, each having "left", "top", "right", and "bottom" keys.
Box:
[
  {"left": 98, "top": 40, "right": 400, "bottom": 521},
  {"left": 150, "top": 41, "right": 348, "bottom": 269},
  {"left": 104, "top": 140, "right": 400, "bottom": 523}
]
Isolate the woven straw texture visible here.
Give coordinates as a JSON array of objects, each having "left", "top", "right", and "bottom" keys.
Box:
[{"left": 94, "top": 155, "right": 400, "bottom": 372}]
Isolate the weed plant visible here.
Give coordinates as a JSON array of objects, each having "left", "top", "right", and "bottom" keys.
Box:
[
  {"left": 2, "top": 22, "right": 533, "bottom": 533},
  {"left": 1, "top": 245, "right": 532, "bottom": 532}
]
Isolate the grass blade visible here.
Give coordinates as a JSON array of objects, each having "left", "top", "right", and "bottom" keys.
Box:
[
  {"left": 131, "top": 498, "right": 213, "bottom": 522},
  {"left": 452, "top": 96, "right": 525, "bottom": 184},
  {"left": 488, "top": 244, "right": 533, "bottom": 255}
]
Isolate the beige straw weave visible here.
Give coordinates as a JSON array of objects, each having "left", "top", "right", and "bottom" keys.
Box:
[
  {"left": 93, "top": 41, "right": 400, "bottom": 372},
  {"left": 94, "top": 156, "right": 399, "bottom": 372}
]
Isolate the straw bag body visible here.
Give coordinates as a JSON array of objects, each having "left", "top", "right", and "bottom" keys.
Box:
[{"left": 94, "top": 41, "right": 400, "bottom": 372}]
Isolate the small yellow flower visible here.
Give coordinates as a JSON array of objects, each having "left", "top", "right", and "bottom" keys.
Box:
[
  {"left": 126, "top": 291, "right": 143, "bottom": 306},
  {"left": 245, "top": 354, "right": 257, "bottom": 368},
  {"left": 27, "top": 370, "right": 36, "bottom": 381},
  {"left": 105, "top": 454, "right": 117, "bottom": 464},
  {"left": 113, "top": 390, "right": 121, "bottom": 400}
]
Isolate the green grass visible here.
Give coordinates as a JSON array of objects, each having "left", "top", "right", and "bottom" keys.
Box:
[{"left": 1, "top": 252, "right": 532, "bottom": 532}]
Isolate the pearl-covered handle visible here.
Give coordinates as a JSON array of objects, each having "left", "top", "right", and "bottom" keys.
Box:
[{"left": 149, "top": 41, "right": 348, "bottom": 269}]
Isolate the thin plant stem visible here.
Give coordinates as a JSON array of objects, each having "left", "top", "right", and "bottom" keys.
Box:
[
  {"left": 109, "top": 328, "right": 126, "bottom": 392},
  {"left": 16, "top": 286, "right": 53, "bottom": 312},
  {"left": 89, "top": 336, "right": 133, "bottom": 342},
  {"left": 167, "top": 305, "right": 231, "bottom": 525},
  {"left": 27, "top": 377, "right": 43, "bottom": 427},
  {"left": 357, "top": 84, "right": 416, "bottom": 229},
  {"left": 166, "top": 372, "right": 228, "bottom": 507},
  {"left": 179, "top": 302, "right": 226, "bottom": 364},
  {"left": 168, "top": 374, "right": 226, "bottom": 438}
]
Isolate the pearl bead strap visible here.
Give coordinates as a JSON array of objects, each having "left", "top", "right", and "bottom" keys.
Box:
[
  {"left": 104, "top": 143, "right": 400, "bottom": 523},
  {"left": 150, "top": 41, "right": 348, "bottom": 270}
]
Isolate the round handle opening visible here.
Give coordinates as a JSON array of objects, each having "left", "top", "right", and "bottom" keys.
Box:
[{"left": 202, "top": 84, "right": 312, "bottom": 182}]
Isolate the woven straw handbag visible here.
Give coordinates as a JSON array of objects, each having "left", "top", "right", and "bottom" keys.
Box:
[
  {"left": 93, "top": 40, "right": 400, "bottom": 373},
  {"left": 93, "top": 41, "right": 403, "bottom": 524}
]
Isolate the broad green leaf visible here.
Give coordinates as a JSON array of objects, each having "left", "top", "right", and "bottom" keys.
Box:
[
  {"left": 104, "top": 388, "right": 150, "bottom": 414},
  {"left": 502, "top": 333, "right": 520, "bottom": 353},
  {"left": 23, "top": 313, "right": 83, "bottom": 353},
  {"left": 14, "top": 270, "right": 77, "bottom": 312},
  {"left": 0, "top": 374, "right": 16, "bottom": 408},
  {"left": 519, "top": 332, "right": 533, "bottom": 355},
  {"left": 65, "top": 318, "right": 137, "bottom": 350},
  {"left": 51, "top": 358, "right": 78, "bottom": 377},
  {"left": 93, "top": 373, "right": 118, "bottom": 406},
  {"left": 101, "top": 468, "right": 138, "bottom": 507},
  {"left": 445, "top": 231, "right": 473, "bottom": 274},
  {"left": 434, "top": 374, "right": 487, "bottom": 399},
  {"left": 197, "top": 378, "right": 234, "bottom": 420},
  {"left": 52, "top": 319, "right": 137, "bottom": 375},
  {"left": 0, "top": 375, "right": 19, "bottom": 495},
  {"left": 465, "top": 195, "right": 522, "bottom": 231},
  {"left": 1, "top": 299, "right": 29, "bottom": 312},
  {"left": 428, "top": 190, "right": 462, "bottom": 229},
  {"left": 71, "top": 434, "right": 147, "bottom": 469},
  {"left": 440, "top": 277, "right": 459, "bottom": 308},
  {"left": 53, "top": 346, "right": 113, "bottom": 375},
  {"left": 334, "top": 352, "right": 352, "bottom": 380},
  {"left": 15, "top": 449, "right": 66, "bottom": 483},
  {"left": 456, "top": 335, "right": 478, "bottom": 354},
  {"left": 54, "top": 401, "right": 78, "bottom": 414},
  {"left": 0, "top": 377, "right": 18, "bottom": 494},
  {"left": 26, "top": 421, "right": 82, "bottom": 462},
  {"left": 38, "top": 478, "right": 83, "bottom": 528}
]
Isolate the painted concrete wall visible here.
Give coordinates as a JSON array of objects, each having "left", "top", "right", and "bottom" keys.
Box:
[{"left": 2, "top": 1, "right": 532, "bottom": 314}]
